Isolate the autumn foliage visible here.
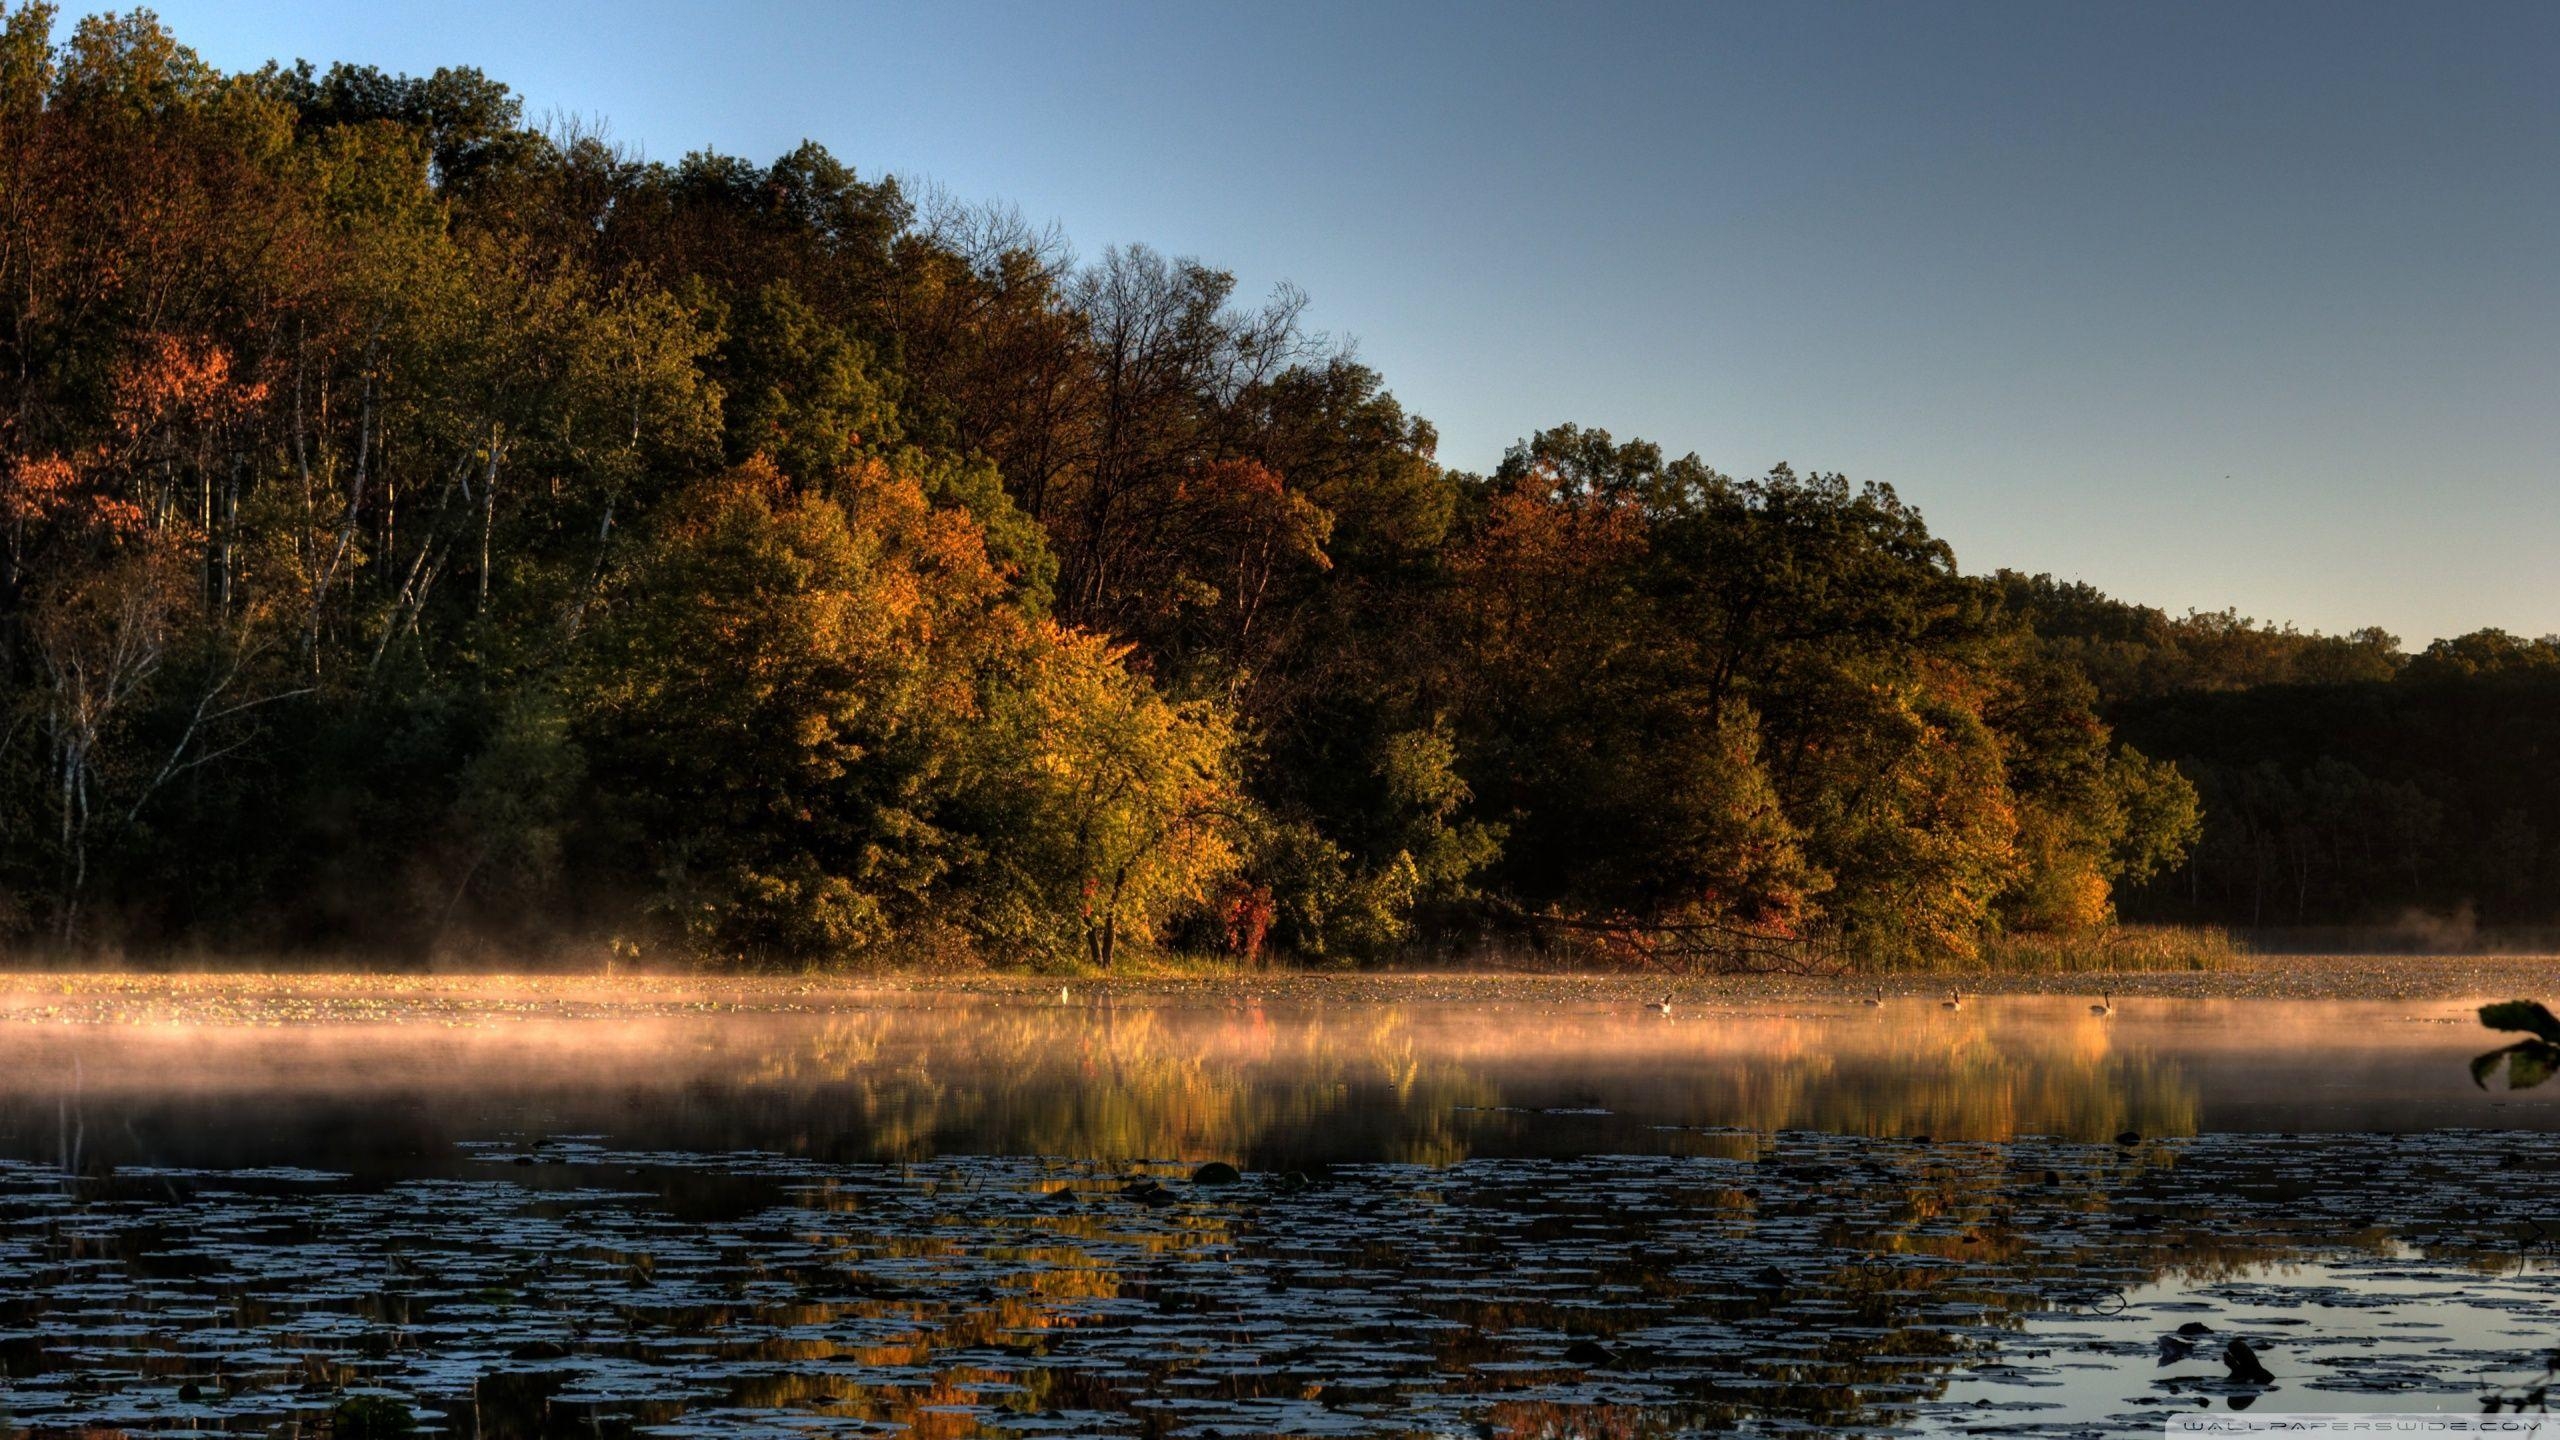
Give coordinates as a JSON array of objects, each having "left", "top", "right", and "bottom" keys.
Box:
[{"left": 0, "top": 5, "right": 2204, "bottom": 968}]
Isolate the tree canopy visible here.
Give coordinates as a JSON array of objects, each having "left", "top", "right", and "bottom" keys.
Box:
[{"left": 56, "top": 4, "right": 2551, "bottom": 968}]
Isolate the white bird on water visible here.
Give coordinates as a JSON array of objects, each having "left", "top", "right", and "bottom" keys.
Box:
[
  {"left": 1941, "top": 990, "right": 1965, "bottom": 1011},
  {"left": 2090, "top": 991, "right": 2115, "bottom": 1017},
  {"left": 1648, "top": 994, "right": 1673, "bottom": 1015}
]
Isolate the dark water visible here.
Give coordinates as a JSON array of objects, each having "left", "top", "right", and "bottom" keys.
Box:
[{"left": 0, "top": 983, "right": 2553, "bottom": 1437}]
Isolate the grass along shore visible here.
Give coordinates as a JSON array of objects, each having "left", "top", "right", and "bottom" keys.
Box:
[{"left": 3, "top": 953, "right": 2559, "bottom": 1023}]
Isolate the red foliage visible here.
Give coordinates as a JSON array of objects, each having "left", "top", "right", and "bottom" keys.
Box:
[{"left": 1218, "top": 880, "right": 1275, "bottom": 962}]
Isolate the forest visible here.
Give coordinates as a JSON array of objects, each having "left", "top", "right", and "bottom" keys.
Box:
[
  {"left": 0, "top": 6, "right": 2540, "bottom": 970},
  {"left": 2004, "top": 575, "right": 2560, "bottom": 938}
]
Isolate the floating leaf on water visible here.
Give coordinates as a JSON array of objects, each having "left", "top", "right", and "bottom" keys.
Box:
[
  {"left": 2472, "top": 1041, "right": 2560, "bottom": 1091},
  {"left": 2471, "top": 1002, "right": 2560, "bottom": 1089},
  {"left": 2480, "top": 1001, "right": 2560, "bottom": 1044},
  {"left": 2224, "top": 1338, "right": 2275, "bottom": 1386}
]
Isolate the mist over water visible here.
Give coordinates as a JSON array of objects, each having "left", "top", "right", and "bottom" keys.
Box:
[
  {"left": 3, "top": 976, "right": 2555, "bottom": 1437},
  {"left": 0, "top": 980, "right": 2543, "bottom": 1175}
]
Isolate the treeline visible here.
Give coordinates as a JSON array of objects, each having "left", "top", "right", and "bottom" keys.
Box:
[
  {"left": 2002, "top": 574, "right": 2560, "bottom": 933},
  {"left": 1990, "top": 574, "right": 2402, "bottom": 704},
  {"left": 0, "top": 8, "right": 2209, "bottom": 969}
]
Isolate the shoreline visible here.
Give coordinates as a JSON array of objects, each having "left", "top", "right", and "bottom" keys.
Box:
[{"left": 0, "top": 954, "right": 2555, "bottom": 1020}]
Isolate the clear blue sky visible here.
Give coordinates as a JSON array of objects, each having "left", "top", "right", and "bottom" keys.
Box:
[{"left": 69, "top": 0, "right": 2560, "bottom": 644}]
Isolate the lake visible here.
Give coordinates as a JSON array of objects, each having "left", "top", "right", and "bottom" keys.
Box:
[{"left": 1, "top": 973, "right": 2555, "bottom": 1437}]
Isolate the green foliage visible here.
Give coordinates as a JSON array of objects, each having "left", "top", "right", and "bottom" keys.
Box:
[
  {"left": 2107, "top": 749, "right": 2202, "bottom": 885},
  {"left": 1254, "top": 820, "right": 1394, "bottom": 964},
  {"left": 2000, "top": 565, "right": 2560, "bottom": 937},
  {"left": 1993, "top": 571, "right": 2401, "bottom": 705},
  {"left": 2404, "top": 629, "right": 2560, "bottom": 683},
  {"left": 270, "top": 59, "right": 530, "bottom": 190},
  {"left": 1256, "top": 723, "right": 1502, "bottom": 963},
  {"left": 448, "top": 687, "right": 582, "bottom": 914},
  {"left": 1371, "top": 724, "right": 1503, "bottom": 903},
  {"left": 902, "top": 448, "right": 1055, "bottom": 613},
  {"left": 2105, "top": 673, "right": 2560, "bottom": 929},
  {"left": 570, "top": 458, "right": 1009, "bottom": 964},
  {"left": 715, "top": 279, "right": 898, "bottom": 481}
]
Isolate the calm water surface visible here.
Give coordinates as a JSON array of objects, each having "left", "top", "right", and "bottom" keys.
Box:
[{"left": 0, "top": 981, "right": 2552, "bottom": 1438}]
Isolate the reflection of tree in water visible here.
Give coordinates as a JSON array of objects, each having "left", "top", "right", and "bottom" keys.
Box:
[
  {"left": 1622, "top": 1014, "right": 2201, "bottom": 1144},
  {"left": 712, "top": 1003, "right": 2199, "bottom": 1164},
  {"left": 729, "top": 1004, "right": 1508, "bottom": 1165},
  {"left": 0, "top": 998, "right": 2204, "bottom": 1183}
]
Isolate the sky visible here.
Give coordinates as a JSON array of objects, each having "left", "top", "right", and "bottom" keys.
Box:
[{"left": 66, "top": 0, "right": 2560, "bottom": 644}]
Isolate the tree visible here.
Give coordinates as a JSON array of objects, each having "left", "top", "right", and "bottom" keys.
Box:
[
  {"left": 2404, "top": 629, "right": 2560, "bottom": 683},
  {"left": 966, "top": 624, "right": 1246, "bottom": 969},
  {"left": 571, "top": 458, "right": 1010, "bottom": 965},
  {"left": 713, "top": 279, "right": 897, "bottom": 483},
  {"left": 0, "top": 2, "right": 2257, "bottom": 969},
  {"left": 1418, "top": 427, "right": 2200, "bottom": 966}
]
